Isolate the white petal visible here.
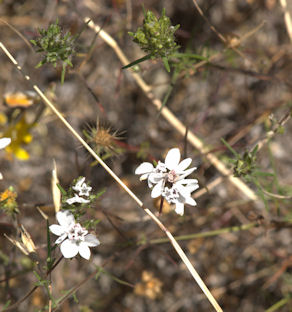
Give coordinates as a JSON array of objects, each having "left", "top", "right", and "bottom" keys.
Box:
[
  {"left": 135, "top": 162, "right": 154, "bottom": 175},
  {"left": 49, "top": 224, "right": 65, "bottom": 236},
  {"left": 151, "top": 180, "right": 163, "bottom": 198},
  {"left": 179, "top": 167, "right": 196, "bottom": 179},
  {"left": 73, "top": 177, "right": 85, "bottom": 191},
  {"left": 177, "top": 179, "right": 199, "bottom": 193},
  {"left": 0, "top": 172, "right": 2, "bottom": 180},
  {"left": 178, "top": 179, "right": 198, "bottom": 185},
  {"left": 84, "top": 234, "right": 100, "bottom": 247},
  {"left": 76, "top": 197, "right": 90, "bottom": 204},
  {"left": 78, "top": 243, "right": 91, "bottom": 260},
  {"left": 56, "top": 210, "right": 75, "bottom": 227},
  {"left": 66, "top": 197, "right": 76, "bottom": 205},
  {"left": 165, "top": 148, "right": 180, "bottom": 170},
  {"left": 176, "top": 158, "right": 192, "bottom": 171},
  {"left": 66, "top": 195, "right": 89, "bottom": 204},
  {"left": 140, "top": 173, "right": 149, "bottom": 181},
  {"left": 149, "top": 173, "right": 163, "bottom": 184},
  {"left": 0, "top": 138, "right": 11, "bottom": 149},
  {"left": 185, "top": 196, "right": 197, "bottom": 206},
  {"left": 55, "top": 233, "right": 67, "bottom": 244},
  {"left": 175, "top": 184, "right": 190, "bottom": 198},
  {"left": 60, "top": 239, "right": 79, "bottom": 258},
  {"left": 185, "top": 183, "right": 199, "bottom": 193},
  {"left": 175, "top": 202, "right": 184, "bottom": 215}
]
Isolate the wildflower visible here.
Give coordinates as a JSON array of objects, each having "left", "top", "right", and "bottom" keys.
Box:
[
  {"left": 0, "top": 137, "right": 11, "bottom": 179},
  {"left": 4, "top": 115, "right": 33, "bottom": 160},
  {"left": 72, "top": 177, "right": 92, "bottom": 197},
  {"left": 135, "top": 148, "right": 199, "bottom": 215},
  {"left": 66, "top": 177, "right": 91, "bottom": 204},
  {"left": 161, "top": 180, "right": 199, "bottom": 215},
  {"left": 49, "top": 210, "right": 100, "bottom": 260},
  {"left": 0, "top": 187, "right": 18, "bottom": 215}
]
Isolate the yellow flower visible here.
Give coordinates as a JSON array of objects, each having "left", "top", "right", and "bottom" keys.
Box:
[
  {"left": 0, "top": 187, "right": 18, "bottom": 215},
  {"left": 4, "top": 114, "right": 34, "bottom": 160}
]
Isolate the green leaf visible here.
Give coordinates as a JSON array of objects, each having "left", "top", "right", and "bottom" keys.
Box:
[
  {"left": 162, "top": 56, "right": 170, "bottom": 72},
  {"left": 221, "top": 138, "right": 239, "bottom": 157},
  {"left": 122, "top": 53, "right": 152, "bottom": 69}
]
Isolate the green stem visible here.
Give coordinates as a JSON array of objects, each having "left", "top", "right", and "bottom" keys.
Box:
[
  {"left": 265, "top": 296, "right": 291, "bottom": 312},
  {"left": 138, "top": 222, "right": 258, "bottom": 245}
]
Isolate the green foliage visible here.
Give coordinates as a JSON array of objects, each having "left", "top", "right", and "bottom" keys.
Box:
[
  {"left": 221, "top": 138, "right": 258, "bottom": 178},
  {"left": 233, "top": 146, "right": 258, "bottom": 177},
  {"left": 31, "top": 19, "right": 76, "bottom": 83},
  {"left": 128, "top": 8, "right": 180, "bottom": 71}
]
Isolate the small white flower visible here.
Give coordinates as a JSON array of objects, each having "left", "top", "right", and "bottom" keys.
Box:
[
  {"left": 135, "top": 148, "right": 199, "bottom": 215},
  {"left": 0, "top": 137, "right": 11, "bottom": 180},
  {"left": 49, "top": 210, "right": 100, "bottom": 260},
  {"left": 0, "top": 137, "right": 11, "bottom": 149},
  {"left": 162, "top": 179, "right": 199, "bottom": 216},
  {"left": 66, "top": 194, "right": 90, "bottom": 205},
  {"left": 72, "top": 177, "right": 92, "bottom": 197}
]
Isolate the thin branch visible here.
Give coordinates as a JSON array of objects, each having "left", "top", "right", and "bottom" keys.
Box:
[{"left": 139, "top": 222, "right": 258, "bottom": 245}]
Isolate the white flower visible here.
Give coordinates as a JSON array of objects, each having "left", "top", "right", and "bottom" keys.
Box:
[
  {"left": 66, "top": 194, "right": 90, "bottom": 205},
  {"left": 49, "top": 210, "right": 100, "bottom": 260},
  {"left": 162, "top": 179, "right": 199, "bottom": 216},
  {"left": 0, "top": 138, "right": 11, "bottom": 149},
  {"left": 0, "top": 137, "right": 11, "bottom": 180},
  {"left": 72, "top": 177, "right": 92, "bottom": 197},
  {"left": 136, "top": 148, "right": 199, "bottom": 215},
  {"left": 66, "top": 177, "right": 92, "bottom": 204},
  {"left": 135, "top": 161, "right": 167, "bottom": 187}
]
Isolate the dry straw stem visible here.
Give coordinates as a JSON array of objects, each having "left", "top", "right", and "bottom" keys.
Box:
[
  {"left": 0, "top": 42, "right": 222, "bottom": 312},
  {"left": 85, "top": 18, "right": 258, "bottom": 202},
  {"left": 280, "top": 0, "right": 292, "bottom": 42}
]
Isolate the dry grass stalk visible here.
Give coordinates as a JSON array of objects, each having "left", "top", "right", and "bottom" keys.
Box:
[{"left": 279, "top": 0, "right": 292, "bottom": 42}]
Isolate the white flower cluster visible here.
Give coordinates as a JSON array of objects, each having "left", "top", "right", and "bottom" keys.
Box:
[
  {"left": 0, "top": 137, "right": 11, "bottom": 180},
  {"left": 66, "top": 177, "right": 92, "bottom": 205},
  {"left": 49, "top": 210, "right": 99, "bottom": 260},
  {"left": 135, "top": 148, "right": 199, "bottom": 215}
]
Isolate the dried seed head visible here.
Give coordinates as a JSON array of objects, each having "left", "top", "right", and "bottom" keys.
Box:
[
  {"left": 21, "top": 225, "right": 37, "bottom": 254},
  {"left": 84, "top": 119, "right": 123, "bottom": 157}
]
